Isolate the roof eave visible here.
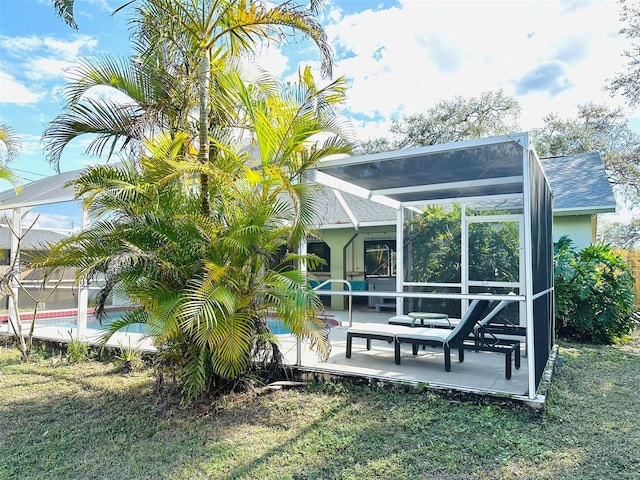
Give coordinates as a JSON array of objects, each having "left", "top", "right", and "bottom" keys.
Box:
[{"left": 553, "top": 206, "right": 616, "bottom": 216}]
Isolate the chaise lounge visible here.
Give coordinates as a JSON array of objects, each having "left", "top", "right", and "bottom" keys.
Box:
[
  {"left": 346, "top": 298, "right": 522, "bottom": 379},
  {"left": 394, "top": 298, "right": 521, "bottom": 379},
  {"left": 346, "top": 299, "right": 492, "bottom": 363}
]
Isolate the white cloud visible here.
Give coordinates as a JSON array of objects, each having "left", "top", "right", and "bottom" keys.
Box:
[
  {"left": 0, "top": 34, "right": 97, "bottom": 59},
  {"left": 16, "top": 134, "right": 45, "bottom": 157},
  {"left": 250, "top": 44, "right": 293, "bottom": 79},
  {"left": 319, "top": 0, "right": 637, "bottom": 140},
  {"left": 1, "top": 34, "right": 99, "bottom": 93},
  {"left": 43, "top": 35, "right": 98, "bottom": 60},
  {"left": 23, "top": 211, "right": 78, "bottom": 233},
  {"left": 26, "top": 58, "right": 77, "bottom": 81},
  {"left": 0, "top": 71, "right": 42, "bottom": 104}
]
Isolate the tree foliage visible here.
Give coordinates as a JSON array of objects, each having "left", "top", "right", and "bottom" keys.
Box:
[
  {"left": 39, "top": 0, "right": 354, "bottom": 400},
  {"left": 358, "top": 89, "right": 521, "bottom": 154},
  {"left": 530, "top": 103, "right": 640, "bottom": 201},
  {"left": 44, "top": 0, "right": 334, "bottom": 173},
  {"left": 598, "top": 217, "right": 640, "bottom": 249},
  {"left": 405, "top": 205, "right": 519, "bottom": 316},
  {"left": 607, "top": 0, "right": 640, "bottom": 107},
  {"left": 0, "top": 124, "right": 23, "bottom": 190},
  {"left": 37, "top": 67, "right": 353, "bottom": 400},
  {"left": 53, "top": 0, "right": 78, "bottom": 29},
  {"left": 554, "top": 235, "right": 637, "bottom": 344}
]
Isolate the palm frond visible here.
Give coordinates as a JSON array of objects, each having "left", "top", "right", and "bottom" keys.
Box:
[
  {"left": 43, "top": 99, "right": 144, "bottom": 171},
  {"left": 0, "top": 124, "right": 22, "bottom": 163},
  {"left": 53, "top": 0, "right": 77, "bottom": 29},
  {"left": 63, "top": 56, "right": 152, "bottom": 107}
]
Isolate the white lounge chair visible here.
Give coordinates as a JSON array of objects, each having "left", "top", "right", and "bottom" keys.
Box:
[{"left": 345, "top": 323, "right": 417, "bottom": 359}]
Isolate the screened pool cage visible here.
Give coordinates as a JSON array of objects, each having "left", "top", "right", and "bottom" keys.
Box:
[
  {"left": 310, "top": 133, "right": 554, "bottom": 399},
  {"left": 0, "top": 168, "right": 119, "bottom": 337},
  {"left": 0, "top": 133, "right": 555, "bottom": 401}
]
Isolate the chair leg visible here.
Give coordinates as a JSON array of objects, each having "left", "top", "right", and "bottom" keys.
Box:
[
  {"left": 412, "top": 343, "right": 419, "bottom": 355},
  {"left": 515, "top": 343, "right": 521, "bottom": 369},
  {"left": 366, "top": 338, "right": 371, "bottom": 350},
  {"left": 346, "top": 333, "right": 352, "bottom": 358},
  {"left": 395, "top": 340, "right": 401, "bottom": 365},
  {"left": 458, "top": 348, "right": 464, "bottom": 363},
  {"left": 505, "top": 351, "right": 512, "bottom": 380},
  {"left": 444, "top": 345, "right": 451, "bottom": 372}
]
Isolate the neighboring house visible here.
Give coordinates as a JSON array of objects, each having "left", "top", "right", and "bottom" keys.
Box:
[
  {"left": 0, "top": 227, "right": 67, "bottom": 265},
  {"left": 308, "top": 151, "right": 615, "bottom": 309},
  {"left": 0, "top": 227, "right": 70, "bottom": 311}
]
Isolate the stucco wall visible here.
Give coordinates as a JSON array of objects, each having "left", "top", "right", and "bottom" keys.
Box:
[
  {"left": 314, "top": 214, "right": 596, "bottom": 310},
  {"left": 552, "top": 215, "right": 594, "bottom": 250},
  {"left": 313, "top": 226, "right": 395, "bottom": 309}
]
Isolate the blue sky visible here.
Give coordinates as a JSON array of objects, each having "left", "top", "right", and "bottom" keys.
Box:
[{"left": 0, "top": 0, "right": 638, "bottom": 229}]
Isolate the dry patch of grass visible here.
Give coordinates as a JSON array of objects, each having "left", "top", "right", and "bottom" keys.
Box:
[{"left": 0, "top": 329, "right": 639, "bottom": 480}]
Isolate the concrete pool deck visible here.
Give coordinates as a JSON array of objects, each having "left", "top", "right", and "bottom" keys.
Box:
[{"left": 2, "top": 306, "right": 543, "bottom": 405}]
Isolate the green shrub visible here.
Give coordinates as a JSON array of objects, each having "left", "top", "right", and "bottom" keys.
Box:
[
  {"left": 114, "top": 340, "right": 143, "bottom": 373},
  {"left": 554, "top": 235, "right": 637, "bottom": 343},
  {"left": 66, "top": 331, "right": 90, "bottom": 362}
]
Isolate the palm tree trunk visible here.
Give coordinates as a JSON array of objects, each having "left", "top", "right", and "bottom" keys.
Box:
[{"left": 198, "top": 50, "right": 211, "bottom": 217}]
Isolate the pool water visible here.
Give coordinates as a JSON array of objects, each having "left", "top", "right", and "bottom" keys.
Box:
[
  {"left": 44, "top": 314, "right": 149, "bottom": 334},
  {"left": 46, "top": 315, "right": 336, "bottom": 335},
  {"left": 267, "top": 319, "right": 291, "bottom": 335},
  {"left": 47, "top": 315, "right": 287, "bottom": 335}
]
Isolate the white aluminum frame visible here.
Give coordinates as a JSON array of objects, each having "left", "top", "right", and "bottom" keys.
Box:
[{"left": 311, "top": 133, "right": 545, "bottom": 400}]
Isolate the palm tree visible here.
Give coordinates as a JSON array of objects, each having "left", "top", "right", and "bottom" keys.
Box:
[
  {"left": 0, "top": 124, "right": 23, "bottom": 189},
  {"left": 41, "top": 0, "right": 354, "bottom": 399},
  {"left": 46, "top": 0, "right": 334, "bottom": 221},
  {"left": 39, "top": 68, "right": 354, "bottom": 398},
  {"left": 44, "top": 0, "right": 332, "bottom": 172}
]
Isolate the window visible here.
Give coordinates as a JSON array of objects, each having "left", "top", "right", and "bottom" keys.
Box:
[
  {"left": 365, "top": 240, "right": 396, "bottom": 277},
  {"left": 307, "top": 242, "right": 330, "bottom": 272}
]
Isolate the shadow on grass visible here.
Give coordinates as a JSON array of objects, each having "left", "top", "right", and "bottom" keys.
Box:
[
  {"left": 0, "top": 330, "right": 639, "bottom": 480},
  {"left": 0, "top": 364, "right": 183, "bottom": 480}
]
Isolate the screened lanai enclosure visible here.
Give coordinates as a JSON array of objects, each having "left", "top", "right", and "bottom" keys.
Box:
[
  {"left": 0, "top": 133, "right": 555, "bottom": 403},
  {"left": 310, "top": 133, "right": 554, "bottom": 400},
  {"left": 0, "top": 169, "right": 120, "bottom": 339}
]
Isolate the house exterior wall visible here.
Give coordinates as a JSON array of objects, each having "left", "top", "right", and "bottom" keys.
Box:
[
  {"left": 313, "top": 226, "right": 395, "bottom": 309},
  {"left": 317, "top": 213, "right": 597, "bottom": 310},
  {"left": 552, "top": 214, "right": 593, "bottom": 250}
]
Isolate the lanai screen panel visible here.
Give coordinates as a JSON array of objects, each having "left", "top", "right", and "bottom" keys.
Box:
[
  {"left": 317, "top": 139, "right": 525, "bottom": 203},
  {"left": 529, "top": 151, "right": 554, "bottom": 388},
  {"left": 0, "top": 169, "right": 80, "bottom": 209}
]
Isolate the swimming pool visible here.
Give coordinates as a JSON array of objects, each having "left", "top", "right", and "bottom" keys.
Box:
[
  {"left": 45, "top": 314, "right": 288, "bottom": 335},
  {"left": 43, "top": 313, "right": 338, "bottom": 335},
  {"left": 44, "top": 313, "right": 149, "bottom": 334}
]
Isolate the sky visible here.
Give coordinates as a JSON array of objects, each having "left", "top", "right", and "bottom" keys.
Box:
[{"left": 0, "top": 0, "right": 638, "bottom": 230}]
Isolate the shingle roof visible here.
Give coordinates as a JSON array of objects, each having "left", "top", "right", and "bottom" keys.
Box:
[
  {"left": 313, "top": 151, "right": 616, "bottom": 228},
  {"left": 0, "top": 228, "right": 67, "bottom": 249},
  {"left": 538, "top": 152, "right": 616, "bottom": 215},
  {"left": 311, "top": 184, "right": 396, "bottom": 227},
  {"left": 0, "top": 151, "right": 615, "bottom": 230}
]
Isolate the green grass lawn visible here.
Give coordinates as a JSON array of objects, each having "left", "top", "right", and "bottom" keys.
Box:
[{"left": 0, "top": 330, "right": 638, "bottom": 480}]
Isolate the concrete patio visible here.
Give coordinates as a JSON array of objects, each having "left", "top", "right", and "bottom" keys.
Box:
[
  {"left": 3, "top": 305, "right": 536, "bottom": 403},
  {"left": 274, "top": 306, "right": 531, "bottom": 399}
]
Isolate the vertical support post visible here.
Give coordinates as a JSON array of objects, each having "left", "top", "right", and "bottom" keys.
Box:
[
  {"left": 297, "top": 237, "right": 307, "bottom": 366},
  {"left": 76, "top": 208, "right": 90, "bottom": 339},
  {"left": 521, "top": 145, "right": 537, "bottom": 400},
  {"left": 461, "top": 203, "right": 468, "bottom": 313},
  {"left": 7, "top": 208, "right": 22, "bottom": 334},
  {"left": 396, "top": 206, "right": 404, "bottom": 316}
]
